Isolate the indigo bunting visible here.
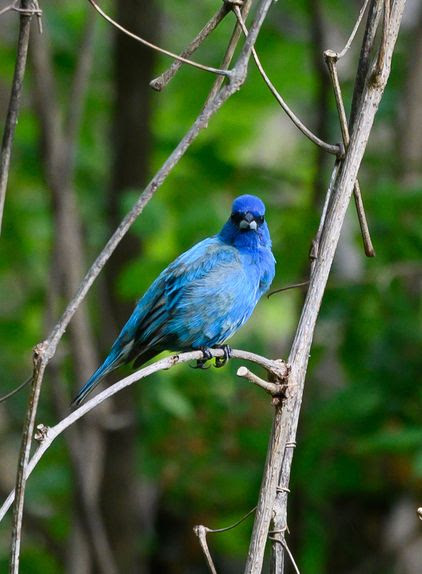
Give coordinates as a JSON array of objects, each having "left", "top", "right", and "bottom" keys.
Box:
[{"left": 72, "top": 194, "right": 275, "bottom": 406}]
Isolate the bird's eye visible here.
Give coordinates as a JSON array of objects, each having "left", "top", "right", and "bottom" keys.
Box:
[
  {"left": 231, "top": 213, "right": 244, "bottom": 225},
  {"left": 256, "top": 215, "right": 264, "bottom": 225}
]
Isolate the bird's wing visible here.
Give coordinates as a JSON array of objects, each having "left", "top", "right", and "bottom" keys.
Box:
[
  {"left": 120, "top": 237, "right": 251, "bottom": 363},
  {"left": 148, "top": 238, "right": 258, "bottom": 350}
]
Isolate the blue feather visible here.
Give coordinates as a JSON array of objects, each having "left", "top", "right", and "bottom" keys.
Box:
[{"left": 72, "top": 194, "right": 275, "bottom": 406}]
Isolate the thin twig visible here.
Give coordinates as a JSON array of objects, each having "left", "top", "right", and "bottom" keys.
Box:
[
  {"left": 233, "top": 6, "right": 342, "bottom": 157},
  {"left": 244, "top": 2, "right": 407, "bottom": 572},
  {"left": 267, "top": 281, "right": 310, "bottom": 298},
  {"left": 87, "top": 0, "right": 231, "bottom": 79},
  {"left": 0, "top": 376, "right": 32, "bottom": 404},
  {"left": 336, "top": 0, "right": 371, "bottom": 59},
  {"left": 0, "top": 0, "right": 34, "bottom": 235},
  {"left": 202, "top": 506, "right": 257, "bottom": 534},
  {"left": 0, "top": 347, "right": 287, "bottom": 522},
  {"left": 150, "top": 2, "right": 231, "bottom": 91},
  {"left": 324, "top": 51, "right": 375, "bottom": 257},
  {"left": 237, "top": 366, "right": 285, "bottom": 396}
]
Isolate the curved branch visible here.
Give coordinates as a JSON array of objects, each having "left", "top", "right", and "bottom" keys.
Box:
[{"left": 0, "top": 347, "right": 287, "bottom": 522}]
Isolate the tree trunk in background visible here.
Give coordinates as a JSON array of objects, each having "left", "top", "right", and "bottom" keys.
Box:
[
  {"left": 100, "top": 1, "right": 159, "bottom": 572},
  {"left": 399, "top": 7, "right": 422, "bottom": 185}
]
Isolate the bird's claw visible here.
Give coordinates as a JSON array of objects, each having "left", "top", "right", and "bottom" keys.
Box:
[
  {"left": 191, "top": 347, "right": 213, "bottom": 369},
  {"left": 214, "top": 345, "right": 232, "bottom": 368}
]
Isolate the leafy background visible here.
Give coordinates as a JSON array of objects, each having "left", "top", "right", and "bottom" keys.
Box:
[{"left": 0, "top": 0, "right": 421, "bottom": 572}]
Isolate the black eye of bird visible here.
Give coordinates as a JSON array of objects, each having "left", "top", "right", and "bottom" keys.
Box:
[
  {"left": 256, "top": 215, "right": 264, "bottom": 225},
  {"left": 231, "top": 213, "right": 244, "bottom": 225}
]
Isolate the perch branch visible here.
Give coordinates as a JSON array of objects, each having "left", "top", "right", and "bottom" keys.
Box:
[
  {"left": 87, "top": 0, "right": 231, "bottom": 78},
  {"left": 150, "top": 2, "right": 231, "bottom": 91},
  {"left": 0, "top": 0, "right": 36, "bottom": 236},
  {"left": 244, "top": 2, "right": 407, "bottom": 572},
  {"left": 0, "top": 347, "right": 288, "bottom": 522}
]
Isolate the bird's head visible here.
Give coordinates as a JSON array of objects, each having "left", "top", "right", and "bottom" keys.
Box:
[
  {"left": 219, "top": 194, "right": 271, "bottom": 248},
  {"left": 229, "top": 195, "right": 266, "bottom": 232}
]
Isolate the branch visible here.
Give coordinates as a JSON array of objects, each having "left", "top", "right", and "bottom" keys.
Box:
[
  {"left": 0, "top": 347, "right": 287, "bottom": 522},
  {"left": 87, "top": 0, "right": 231, "bottom": 79},
  {"left": 0, "top": 0, "right": 37, "bottom": 236},
  {"left": 244, "top": 2, "right": 407, "bottom": 572}
]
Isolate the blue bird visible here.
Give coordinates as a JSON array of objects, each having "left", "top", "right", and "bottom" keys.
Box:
[{"left": 72, "top": 194, "right": 275, "bottom": 406}]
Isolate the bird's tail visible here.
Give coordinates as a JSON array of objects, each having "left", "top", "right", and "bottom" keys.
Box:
[{"left": 71, "top": 353, "right": 120, "bottom": 408}]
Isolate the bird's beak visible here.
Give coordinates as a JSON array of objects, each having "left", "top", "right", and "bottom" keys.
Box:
[{"left": 239, "top": 212, "right": 257, "bottom": 230}]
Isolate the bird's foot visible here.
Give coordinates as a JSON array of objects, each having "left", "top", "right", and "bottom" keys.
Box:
[
  {"left": 214, "top": 345, "right": 232, "bottom": 368},
  {"left": 191, "top": 347, "right": 213, "bottom": 370}
]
